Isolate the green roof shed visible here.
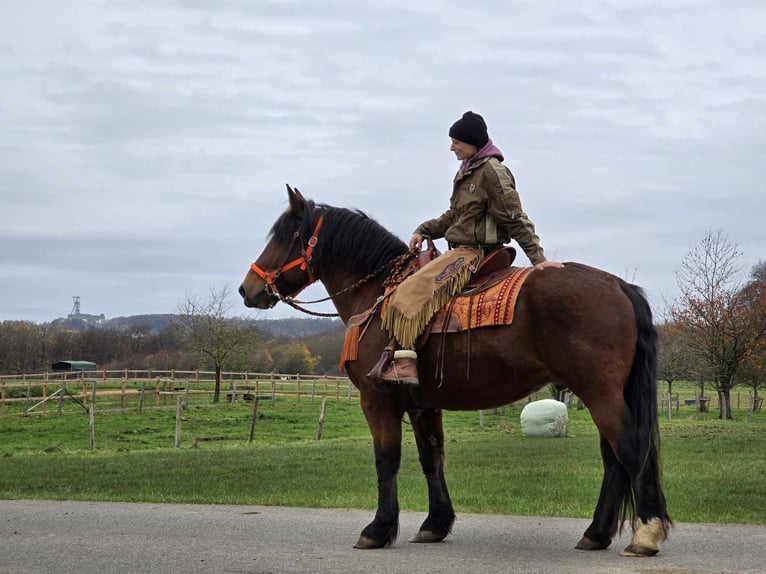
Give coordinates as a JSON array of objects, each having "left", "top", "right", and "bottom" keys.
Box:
[{"left": 51, "top": 360, "right": 97, "bottom": 372}]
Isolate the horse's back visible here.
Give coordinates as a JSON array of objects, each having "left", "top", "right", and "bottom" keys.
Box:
[
  {"left": 418, "top": 262, "right": 639, "bottom": 409},
  {"left": 521, "top": 262, "right": 637, "bottom": 330}
]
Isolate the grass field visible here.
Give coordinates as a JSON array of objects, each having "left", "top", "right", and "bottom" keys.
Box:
[{"left": 0, "top": 394, "right": 764, "bottom": 525}]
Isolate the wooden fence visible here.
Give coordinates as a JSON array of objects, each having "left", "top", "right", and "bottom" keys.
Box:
[
  {"left": 0, "top": 369, "right": 762, "bottom": 418},
  {"left": 657, "top": 391, "right": 763, "bottom": 419},
  {"left": 0, "top": 369, "right": 357, "bottom": 416}
]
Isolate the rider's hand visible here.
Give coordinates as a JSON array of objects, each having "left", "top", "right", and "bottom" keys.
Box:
[
  {"left": 409, "top": 233, "right": 424, "bottom": 250},
  {"left": 533, "top": 260, "right": 565, "bottom": 271}
]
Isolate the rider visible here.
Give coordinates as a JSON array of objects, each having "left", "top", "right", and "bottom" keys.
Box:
[{"left": 369, "top": 111, "right": 563, "bottom": 386}]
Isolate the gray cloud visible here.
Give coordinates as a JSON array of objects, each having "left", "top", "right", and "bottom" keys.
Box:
[{"left": 1, "top": 0, "right": 764, "bottom": 322}]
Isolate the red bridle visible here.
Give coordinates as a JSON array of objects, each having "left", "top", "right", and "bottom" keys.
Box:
[{"left": 249, "top": 214, "right": 325, "bottom": 299}]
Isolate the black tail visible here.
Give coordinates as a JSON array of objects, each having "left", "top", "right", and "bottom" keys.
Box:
[{"left": 618, "top": 282, "right": 670, "bottom": 530}]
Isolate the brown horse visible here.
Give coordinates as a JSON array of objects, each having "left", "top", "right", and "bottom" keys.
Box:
[{"left": 239, "top": 186, "right": 671, "bottom": 556}]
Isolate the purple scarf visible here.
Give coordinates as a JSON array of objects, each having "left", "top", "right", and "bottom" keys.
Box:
[{"left": 461, "top": 139, "right": 504, "bottom": 172}]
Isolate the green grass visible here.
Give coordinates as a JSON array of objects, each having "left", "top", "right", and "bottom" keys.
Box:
[{"left": 0, "top": 398, "right": 764, "bottom": 525}]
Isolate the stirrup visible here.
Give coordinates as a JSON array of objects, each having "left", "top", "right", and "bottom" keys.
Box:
[{"left": 366, "top": 345, "right": 395, "bottom": 384}]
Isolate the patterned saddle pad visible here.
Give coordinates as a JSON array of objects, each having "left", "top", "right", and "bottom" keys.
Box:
[{"left": 417, "top": 266, "right": 533, "bottom": 344}]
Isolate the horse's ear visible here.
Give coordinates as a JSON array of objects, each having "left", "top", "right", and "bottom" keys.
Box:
[{"left": 286, "top": 184, "right": 305, "bottom": 216}]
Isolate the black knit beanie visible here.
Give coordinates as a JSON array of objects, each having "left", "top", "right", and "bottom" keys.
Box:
[{"left": 448, "top": 111, "right": 489, "bottom": 148}]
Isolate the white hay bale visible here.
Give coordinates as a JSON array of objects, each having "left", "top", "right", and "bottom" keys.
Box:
[{"left": 520, "top": 399, "right": 569, "bottom": 437}]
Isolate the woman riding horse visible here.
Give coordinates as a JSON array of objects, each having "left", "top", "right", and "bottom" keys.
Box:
[
  {"left": 371, "top": 111, "right": 563, "bottom": 386},
  {"left": 239, "top": 185, "right": 671, "bottom": 557}
]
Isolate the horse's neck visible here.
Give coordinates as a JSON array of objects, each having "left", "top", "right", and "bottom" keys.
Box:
[{"left": 321, "top": 270, "right": 383, "bottom": 324}]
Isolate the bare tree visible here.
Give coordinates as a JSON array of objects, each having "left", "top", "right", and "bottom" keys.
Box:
[
  {"left": 734, "top": 261, "right": 766, "bottom": 412},
  {"left": 657, "top": 321, "right": 694, "bottom": 395},
  {"left": 175, "top": 286, "right": 251, "bottom": 403},
  {"left": 670, "top": 230, "right": 765, "bottom": 419},
  {"left": 735, "top": 348, "right": 766, "bottom": 413}
]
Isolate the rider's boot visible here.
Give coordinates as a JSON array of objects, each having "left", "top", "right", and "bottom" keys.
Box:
[
  {"left": 367, "top": 342, "right": 420, "bottom": 386},
  {"left": 381, "top": 350, "right": 419, "bottom": 385}
]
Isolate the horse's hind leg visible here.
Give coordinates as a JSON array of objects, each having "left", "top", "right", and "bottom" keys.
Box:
[
  {"left": 576, "top": 436, "right": 630, "bottom": 550},
  {"left": 615, "top": 406, "right": 670, "bottom": 557},
  {"left": 408, "top": 408, "right": 456, "bottom": 543},
  {"left": 586, "top": 400, "right": 670, "bottom": 556}
]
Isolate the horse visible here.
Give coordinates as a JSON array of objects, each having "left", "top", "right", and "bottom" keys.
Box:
[{"left": 239, "top": 185, "right": 671, "bottom": 556}]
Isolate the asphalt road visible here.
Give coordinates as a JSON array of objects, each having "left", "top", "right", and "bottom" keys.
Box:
[{"left": 1, "top": 500, "right": 764, "bottom": 574}]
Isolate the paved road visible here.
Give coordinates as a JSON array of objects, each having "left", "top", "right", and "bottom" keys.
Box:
[{"left": 1, "top": 500, "right": 764, "bottom": 573}]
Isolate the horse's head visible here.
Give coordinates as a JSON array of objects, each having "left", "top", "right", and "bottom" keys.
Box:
[{"left": 239, "top": 185, "right": 322, "bottom": 309}]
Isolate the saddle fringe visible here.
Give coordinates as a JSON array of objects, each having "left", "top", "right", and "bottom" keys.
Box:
[
  {"left": 382, "top": 260, "right": 477, "bottom": 349},
  {"left": 339, "top": 324, "right": 360, "bottom": 373}
]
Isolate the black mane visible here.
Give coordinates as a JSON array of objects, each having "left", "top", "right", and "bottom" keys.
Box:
[{"left": 268, "top": 199, "right": 408, "bottom": 277}]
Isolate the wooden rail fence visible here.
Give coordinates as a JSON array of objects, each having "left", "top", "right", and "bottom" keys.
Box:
[
  {"left": 0, "top": 370, "right": 762, "bottom": 419},
  {"left": 0, "top": 369, "right": 357, "bottom": 416}
]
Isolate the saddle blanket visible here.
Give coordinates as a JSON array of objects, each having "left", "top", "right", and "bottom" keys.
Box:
[
  {"left": 424, "top": 265, "right": 533, "bottom": 335},
  {"left": 340, "top": 266, "right": 534, "bottom": 370}
]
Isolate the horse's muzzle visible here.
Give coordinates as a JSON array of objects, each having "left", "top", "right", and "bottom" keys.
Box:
[{"left": 239, "top": 284, "right": 279, "bottom": 309}]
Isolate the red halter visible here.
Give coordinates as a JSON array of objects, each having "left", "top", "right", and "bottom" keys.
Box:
[{"left": 249, "top": 214, "right": 325, "bottom": 298}]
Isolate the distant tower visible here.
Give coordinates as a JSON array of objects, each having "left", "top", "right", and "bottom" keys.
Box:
[
  {"left": 70, "top": 296, "right": 81, "bottom": 317},
  {"left": 66, "top": 296, "right": 105, "bottom": 324}
]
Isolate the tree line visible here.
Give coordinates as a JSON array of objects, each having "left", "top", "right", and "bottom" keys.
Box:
[{"left": 0, "top": 287, "right": 346, "bottom": 385}]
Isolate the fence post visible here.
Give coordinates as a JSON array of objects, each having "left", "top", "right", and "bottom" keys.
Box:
[
  {"left": 57, "top": 381, "right": 66, "bottom": 416},
  {"left": 249, "top": 397, "right": 260, "bottom": 444},
  {"left": 316, "top": 397, "right": 328, "bottom": 440},
  {"left": 347, "top": 381, "right": 352, "bottom": 405},
  {"left": 89, "top": 405, "right": 96, "bottom": 450},
  {"left": 139, "top": 381, "right": 146, "bottom": 413},
  {"left": 479, "top": 410, "right": 484, "bottom": 428},
  {"left": 22, "top": 374, "right": 33, "bottom": 416},
  {"left": 666, "top": 391, "right": 672, "bottom": 421},
  {"left": 174, "top": 395, "right": 183, "bottom": 448}
]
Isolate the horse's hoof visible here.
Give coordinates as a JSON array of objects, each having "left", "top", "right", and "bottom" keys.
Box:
[
  {"left": 620, "top": 544, "right": 659, "bottom": 557},
  {"left": 409, "top": 530, "right": 446, "bottom": 543},
  {"left": 354, "top": 535, "right": 385, "bottom": 549},
  {"left": 575, "top": 536, "right": 610, "bottom": 550},
  {"left": 620, "top": 517, "right": 666, "bottom": 556}
]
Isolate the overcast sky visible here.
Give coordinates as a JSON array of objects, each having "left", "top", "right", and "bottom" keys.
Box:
[{"left": 1, "top": 0, "right": 764, "bottom": 324}]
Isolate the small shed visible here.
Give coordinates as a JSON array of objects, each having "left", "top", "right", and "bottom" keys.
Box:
[{"left": 51, "top": 360, "right": 97, "bottom": 372}]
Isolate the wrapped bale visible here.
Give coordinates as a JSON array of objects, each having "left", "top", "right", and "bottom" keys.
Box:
[{"left": 520, "top": 399, "right": 569, "bottom": 437}]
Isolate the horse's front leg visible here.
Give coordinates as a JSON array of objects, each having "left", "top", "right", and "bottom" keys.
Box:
[
  {"left": 354, "top": 405, "right": 403, "bottom": 549},
  {"left": 408, "top": 407, "right": 455, "bottom": 543}
]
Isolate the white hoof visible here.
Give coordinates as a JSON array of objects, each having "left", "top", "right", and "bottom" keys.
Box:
[{"left": 619, "top": 517, "right": 667, "bottom": 557}]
